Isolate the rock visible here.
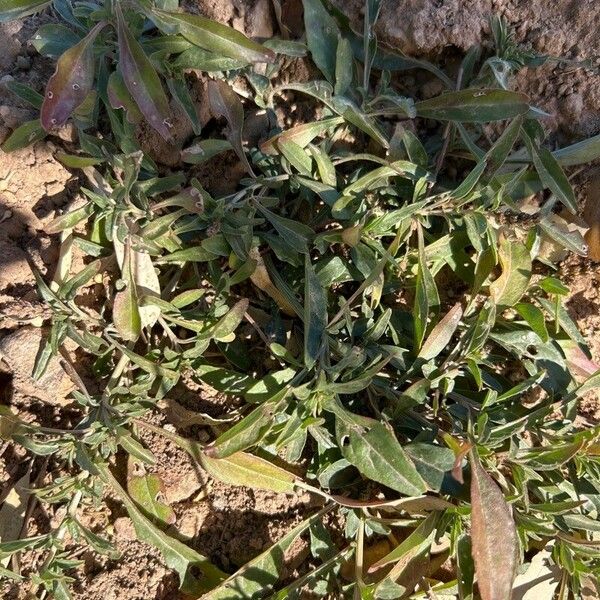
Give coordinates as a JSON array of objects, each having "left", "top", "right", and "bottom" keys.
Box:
[
  {"left": 0, "top": 326, "right": 74, "bottom": 405},
  {"left": 0, "top": 105, "right": 34, "bottom": 129},
  {"left": 244, "top": 0, "right": 274, "bottom": 38},
  {"left": 0, "top": 22, "right": 23, "bottom": 72},
  {"left": 0, "top": 241, "right": 34, "bottom": 291}
]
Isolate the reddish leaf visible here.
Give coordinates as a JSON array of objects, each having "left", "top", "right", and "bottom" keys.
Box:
[
  {"left": 470, "top": 450, "right": 518, "bottom": 600},
  {"left": 40, "top": 21, "right": 105, "bottom": 131},
  {"left": 115, "top": 3, "right": 172, "bottom": 141}
]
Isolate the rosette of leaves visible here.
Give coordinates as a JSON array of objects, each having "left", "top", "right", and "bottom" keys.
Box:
[{"left": 2, "top": 0, "right": 600, "bottom": 599}]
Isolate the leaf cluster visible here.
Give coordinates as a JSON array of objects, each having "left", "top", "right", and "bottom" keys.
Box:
[{"left": 1, "top": 1, "right": 600, "bottom": 599}]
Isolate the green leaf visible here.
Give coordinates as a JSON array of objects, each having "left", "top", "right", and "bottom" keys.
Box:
[
  {"left": 4, "top": 80, "right": 43, "bottom": 108},
  {"left": 303, "top": 0, "right": 339, "bottom": 83},
  {"left": 128, "top": 472, "right": 176, "bottom": 526},
  {"left": 107, "top": 70, "right": 143, "bottom": 124},
  {"left": 514, "top": 440, "right": 583, "bottom": 470},
  {"left": 167, "top": 77, "right": 202, "bottom": 136},
  {"left": 200, "top": 451, "right": 296, "bottom": 494},
  {"left": 404, "top": 443, "right": 455, "bottom": 492},
  {"left": 181, "top": 139, "right": 232, "bottom": 164},
  {"left": 55, "top": 152, "right": 104, "bottom": 168},
  {"left": 277, "top": 138, "right": 313, "bottom": 175},
  {"left": 116, "top": 3, "right": 172, "bottom": 141},
  {"left": 489, "top": 239, "right": 531, "bottom": 307},
  {"left": 97, "top": 463, "right": 226, "bottom": 595},
  {"left": 415, "top": 89, "right": 530, "bottom": 123},
  {"left": 334, "top": 35, "right": 353, "bottom": 96},
  {"left": 469, "top": 450, "right": 518, "bottom": 600},
  {"left": 523, "top": 125, "right": 577, "bottom": 213},
  {"left": 40, "top": 21, "right": 105, "bottom": 130},
  {"left": 148, "top": 7, "right": 275, "bottom": 64},
  {"left": 0, "top": 119, "right": 46, "bottom": 152},
  {"left": 337, "top": 420, "right": 427, "bottom": 496},
  {"left": 209, "top": 298, "right": 249, "bottom": 342},
  {"left": 0, "top": 0, "right": 50, "bottom": 22},
  {"left": 45, "top": 202, "right": 94, "bottom": 234},
  {"left": 304, "top": 255, "right": 328, "bottom": 369},
  {"left": 261, "top": 117, "right": 344, "bottom": 153},
  {"left": 257, "top": 204, "right": 314, "bottom": 254},
  {"left": 553, "top": 133, "right": 600, "bottom": 167},
  {"left": 172, "top": 46, "right": 247, "bottom": 71},
  {"left": 515, "top": 303, "right": 549, "bottom": 343},
  {"left": 31, "top": 23, "right": 81, "bottom": 58},
  {"left": 370, "top": 511, "right": 441, "bottom": 570},
  {"left": 457, "top": 534, "right": 475, "bottom": 600},
  {"left": 413, "top": 226, "right": 440, "bottom": 350},
  {"left": 207, "top": 387, "right": 289, "bottom": 458},
  {"left": 113, "top": 241, "right": 142, "bottom": 342}
]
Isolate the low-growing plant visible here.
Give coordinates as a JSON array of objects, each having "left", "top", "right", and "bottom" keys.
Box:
[{"left": 2, "top": 0, "right": 600, "bottom": 598}]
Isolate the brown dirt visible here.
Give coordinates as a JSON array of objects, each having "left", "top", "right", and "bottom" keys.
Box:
[{"left": 1, "top": 0, "right": 600, "bottom": 598}]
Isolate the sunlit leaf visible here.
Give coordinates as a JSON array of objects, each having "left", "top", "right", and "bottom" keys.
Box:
[
  {"left": 469, "top": 450, "right": 518, "bottom": 600},
  {"left": 489, "top": 238, "right": 531, "bottom": 307},
  {"left": 337, "top": 419, "right": 427, "bottom": 496}
]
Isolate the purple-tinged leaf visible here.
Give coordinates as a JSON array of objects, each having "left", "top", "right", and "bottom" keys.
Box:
[
  {"left": 40, "top": 21, "right": 105, "bottom": 131},
  {"left": 148, "top": 7, "right": 276, "bottom": 65},
  {"left": 208, "top": 80, "right": 254, "bottom": 175},
  {"left": 107, "top": 71, "right": 143, "bottom": 124},
  {"left": 115, "top": 3, "right": 172, "bottom": 141},
  {"left": 469, "top": 450, "right": 518, "bottom": 600}
]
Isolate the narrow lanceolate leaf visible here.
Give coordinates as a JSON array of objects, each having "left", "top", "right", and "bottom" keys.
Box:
[
  {"left": 116, "top": 3, "right": 172, "bottom": 140},
  {"left": 208, "top": 79, "right": 253, "bottom": 176},
  {"left": 303, "top": 0, "right": 340, "bottom": 83},
  {"left": 261, "top": 117, "right": 343, "bottom": 154},
  {"left": 338, "top": 420, "right": 427, "bottom": 496},
  {"left": 40, "top": 21, "right": 105, "bottom": 130},
  {"left": 1, "top": 119, "right": 45, "bottom": 152},
  {"left": 0, "top": 0, "right": 50, "bottom": 23},
  {"left": 418, "top": 303, "right": 463, "bottom": 360},
  {"left": 97, "top": 463, "right": 226, "bottom": 595},
  {"left": 416, "top": 89, "right": 530, "bottom": 123},
  {"left": 113, "top": 240, "right": 142, "bottom": 342},
  {"left": 413, "top": 225, "right": 440, "bottom": 350},
  {"left": 257, "top": 204, "right": 314, "bottom": 254},
  {"left": 469, "top": 451, "right": 518, "bottom": 600},
  {"left": 304, "top": 255, "right": 328, "bottom": 369},
  {"left": 148, "top": 7, "right": 275, "bottom": 64},
  {"left": 489, "top": 238, "right": 531, "bottom": 307},
  {"left": 522, "top": 126, "right": 577, "bottom": 213},
  {"left": 200, "top": 451, "right": 296, "bottom": 494}
]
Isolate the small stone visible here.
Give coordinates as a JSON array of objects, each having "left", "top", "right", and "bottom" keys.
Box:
[
  {"left": 113, "top": 517, "right": 136, "bottom": 541},
  {"left": 0, "top": 326, "right": 75, "bottom": 405}
]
